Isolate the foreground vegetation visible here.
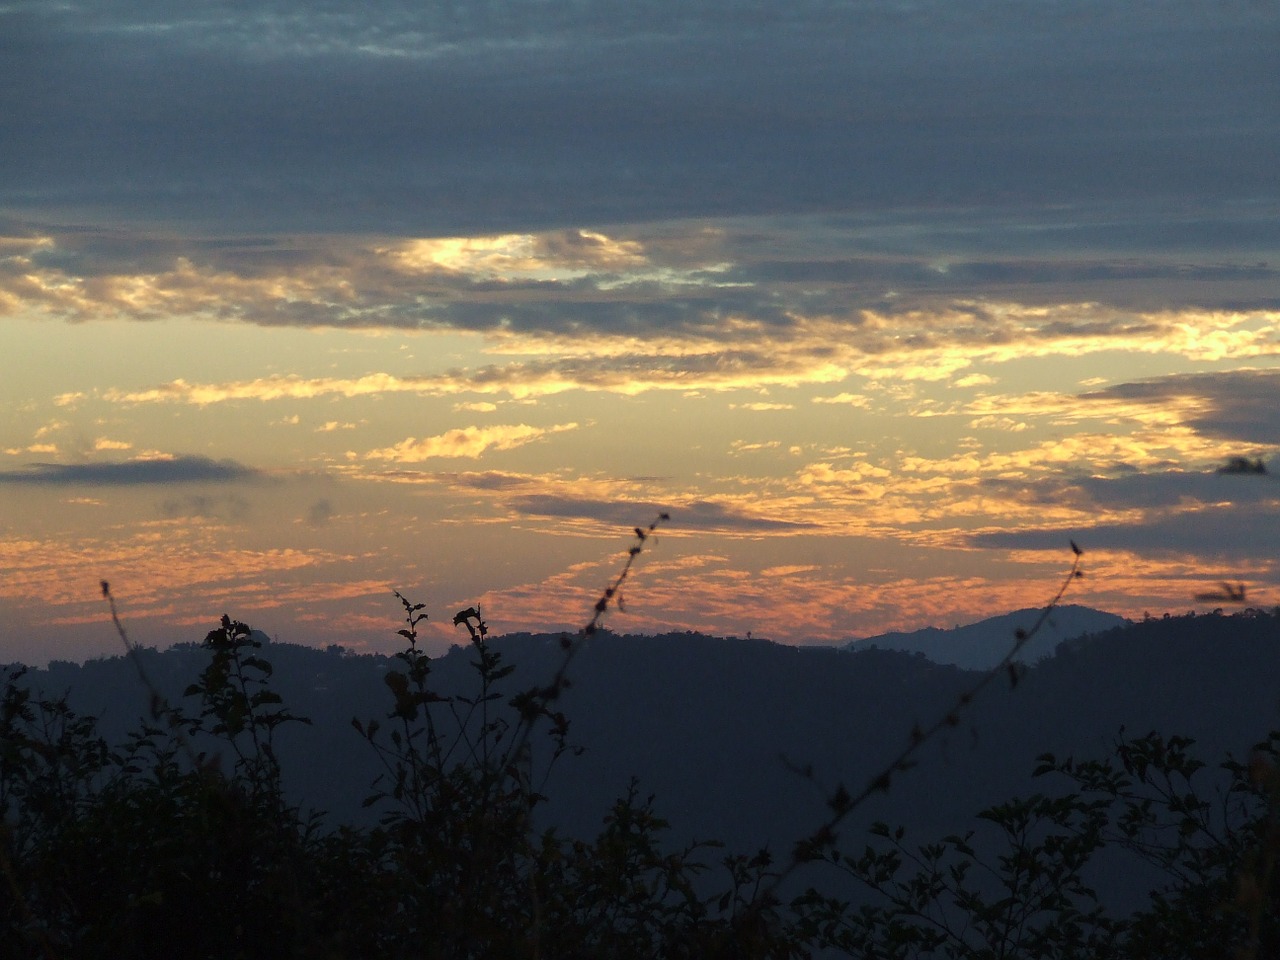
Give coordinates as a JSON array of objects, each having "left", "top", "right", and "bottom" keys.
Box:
[{"left": 2, "top": 525, "right": 1278, "bottom": 957}]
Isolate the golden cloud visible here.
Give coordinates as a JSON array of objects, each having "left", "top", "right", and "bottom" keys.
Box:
[
  {"left": 78, "top": 302, "right": 1273, "bottom": 413},
  {"left": 731, "top": 401, "right": 794, "bottom": 411},
  {"left": 384, "top": 230, "right": 649, "bottom": 279},
  {"left": 364, "top": 422, "right": 579, "bottom": 462},
  {"left": 811, "top": 392, "right": 871, "bottom": 407}
]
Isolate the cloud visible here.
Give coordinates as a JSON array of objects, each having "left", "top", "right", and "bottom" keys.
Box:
[
  {"left": 84, "top": 301, "right": 1279, "bottom": 409},
  {"left": 3, "top": 2, "right": 1275, "bottom": 232},
  {"left": 307, "top": 499, "right": 334, "bottom": 526},
  {"left": 476, "top": 547, "right": 1118, "bottom": 645},
  {"left": 100, "top": 345, "right": 852, "bottom": 404},
  {"left": 730, "top": 401, "right": 794, "bottom": 411},
  {"left": 967, "top": 415, "right": 1028, "bottom": 432},
  {"left": 0, "top": 523, "right": 350, "bottom": 614},
  {"left": 729, "top": 440, "right": 783, "bottom": 455},
  {"left": 0, "top": 455, "right": 263, "bottom": 486},
  {"left": 508, "top": 495, "right": 816, "bottom": 533},
  {"left": 812, "top": 393, "right": 870, "bottom": 407},
  {"left": 970, "top": 465, "right": 1280, "bottom": 528},
  {"left": 388, "top": 231, "right": 647, "bottom": 279},
  {"left": 1071, "top": 468, "right": 1280, "bottom": 511},
  {"left": 108, "top": 374, "right": 434, "bottom": 405},
  {"left": 386, "top": 468, "right": 832, "bottom": 537},
  {"left": 6, "top": 212, "right": 1280, "bottom": 423},
  {"left": 895, "top": 431, "right": 1230, "bottom": 480},
  {"left": 444, "top": 470, "right": 544, "bottom": 491},
  {"left": 1082, "top": 369, "right": 1280, "bottom": 445},
  {"left": 968, "top": 499, "right": 1280, "bottom": 562},
  {"left": 365, "top": 423, "right": 579, "bottom": 462},
  {"left": 160, "top": 493, "right": 251, "bottom": 521},
  {"left": 13, "top": 213, "right": 1280, "bottom": 342}
]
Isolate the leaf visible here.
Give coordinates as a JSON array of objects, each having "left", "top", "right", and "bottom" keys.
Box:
[
  {"left": 243, "top": 656, "right": 273, "bottom": 675},
  {"left": 1032, "top": 753, "right": 1058, "bottom": 777},
  {"left": 828, "top": 783, "right": 852, "bottom": 815},
  {"left": 1007, "top": 662, "right": 1022, "bottom": 688}
]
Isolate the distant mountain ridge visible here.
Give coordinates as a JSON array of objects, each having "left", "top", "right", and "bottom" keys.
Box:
[{"left": 846, "top": 603, "right": 1130, "bottom": 669}]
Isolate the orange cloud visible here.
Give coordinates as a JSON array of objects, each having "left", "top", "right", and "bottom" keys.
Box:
[
  {"left": 0, "top": 523, "right": 342, "bottom": 612},
  {"left": 470, "top": 548, "right": 1104, "bottom": 644}
]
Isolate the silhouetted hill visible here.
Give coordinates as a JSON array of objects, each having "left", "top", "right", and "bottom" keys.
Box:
[
  {"left": 847, "top": 603, "right": 1129, "bottom": 669},
  {"left": 14, "top": 608, "right": 1280, "bottom": 911}
]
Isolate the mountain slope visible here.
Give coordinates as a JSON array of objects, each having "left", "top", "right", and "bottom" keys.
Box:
[{"left": 847, "top": 603, "right": 1130, "bottom": 669}]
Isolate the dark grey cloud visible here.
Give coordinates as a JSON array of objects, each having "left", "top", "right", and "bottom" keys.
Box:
[
  {"left": 969, "top": 499, "right": 1280, "bottom": 563},
  {"left": 429, "top": 291, "right": 797, "bottom": 337},
  {"left": 306, "top": 498, "right": 333, "bottom": 526},
  {"left": 940, "top": 260, "right": 1279, "bottom": 290},
  {"left": 160, "top": 492, "right": 252, "bottom": 520},
  {"left": 1074, "top": 468, "right": 1280, "bottom": 511},
  {"left": 508, "top": 495, "right": 815, "bottom": 532},
  {"left": 730, "top": 250, "right": 1280, "bottom": 315},
  {"left": 982, "top": 465, "right": 1280, "bottom": 514},
  {"left": 8, "top": 226, "right": 309, "bottom": 279},
  {"left": 1084, "top": 370, "right": 1280, "bottom": 445},
  {"left": 4, "top": 1, "right": 1277, "bottom": 234},
  {"left": 0, "top": 456, "right": 262, "bottom": 486},
  {"left": 448, "top": 472, "right": 543, "bottom": 491},
  {"left": 971, "top": 457, "right": 1280, "bottom": 566}
]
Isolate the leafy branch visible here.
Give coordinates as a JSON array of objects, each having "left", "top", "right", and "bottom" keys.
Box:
[{"left": 748, "top": 542, "right": 1085, "bottom": 920}]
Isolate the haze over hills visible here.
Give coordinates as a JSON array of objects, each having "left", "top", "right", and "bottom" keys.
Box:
[{"left": 847, "top": 604, "right": 1131, "bottom": 669}]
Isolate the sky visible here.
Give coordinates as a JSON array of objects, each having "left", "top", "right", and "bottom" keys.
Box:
[{"left": 2, "top": 0, "right": 1279, "bottom": 664}]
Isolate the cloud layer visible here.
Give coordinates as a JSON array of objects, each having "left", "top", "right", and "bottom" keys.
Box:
[
  {"left": 0, "top": 456, "right": 261, "bottom": 486},
  {"left": 4, "top": 2, "right": 1278, "bottom": 231}
]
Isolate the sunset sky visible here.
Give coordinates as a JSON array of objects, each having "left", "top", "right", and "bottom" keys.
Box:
[{"left": 3, "top": 1, "right": 1278, "bottom": 664}]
